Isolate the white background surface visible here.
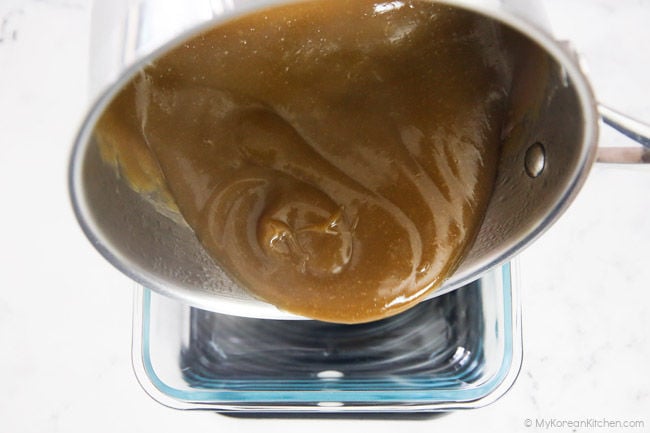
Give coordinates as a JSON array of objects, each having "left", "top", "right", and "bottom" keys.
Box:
[{"left": 1, "top": 0, "right": 649, "bottom": 431}]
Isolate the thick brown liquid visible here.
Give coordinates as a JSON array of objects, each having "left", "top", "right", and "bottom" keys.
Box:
[{"left": 96, "top": 0, "right": 511, "bottom": 323}]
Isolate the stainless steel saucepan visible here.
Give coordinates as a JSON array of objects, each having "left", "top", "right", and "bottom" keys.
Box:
[{"left": 69, "top": 0, "right": 650, "bottom": 319}]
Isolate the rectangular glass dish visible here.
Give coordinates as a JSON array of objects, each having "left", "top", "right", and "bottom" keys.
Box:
[{"left": 132, "top": 263, "right": 521, "bottom": 413}]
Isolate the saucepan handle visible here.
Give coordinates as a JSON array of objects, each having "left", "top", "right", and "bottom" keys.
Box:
[{"left": 597, "top": 104, "right": 650, "bottom": 163}]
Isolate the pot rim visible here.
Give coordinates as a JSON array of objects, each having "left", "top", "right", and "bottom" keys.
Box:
[{"left": 68, "top": 0, "right": 599, "bottom": 319}]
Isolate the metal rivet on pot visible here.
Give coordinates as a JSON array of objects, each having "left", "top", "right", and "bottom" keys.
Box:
[{"left": 525, "top": 142, "right": 546, "bottom": 178}]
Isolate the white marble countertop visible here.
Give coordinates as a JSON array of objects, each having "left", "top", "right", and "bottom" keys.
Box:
[{"left": 1, "top": 0, "right": 649, "bottom": 431}]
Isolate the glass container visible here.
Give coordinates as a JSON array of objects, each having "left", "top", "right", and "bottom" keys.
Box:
[{"left": 132, "top": 262, "right": 521, "bottom": 413}]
